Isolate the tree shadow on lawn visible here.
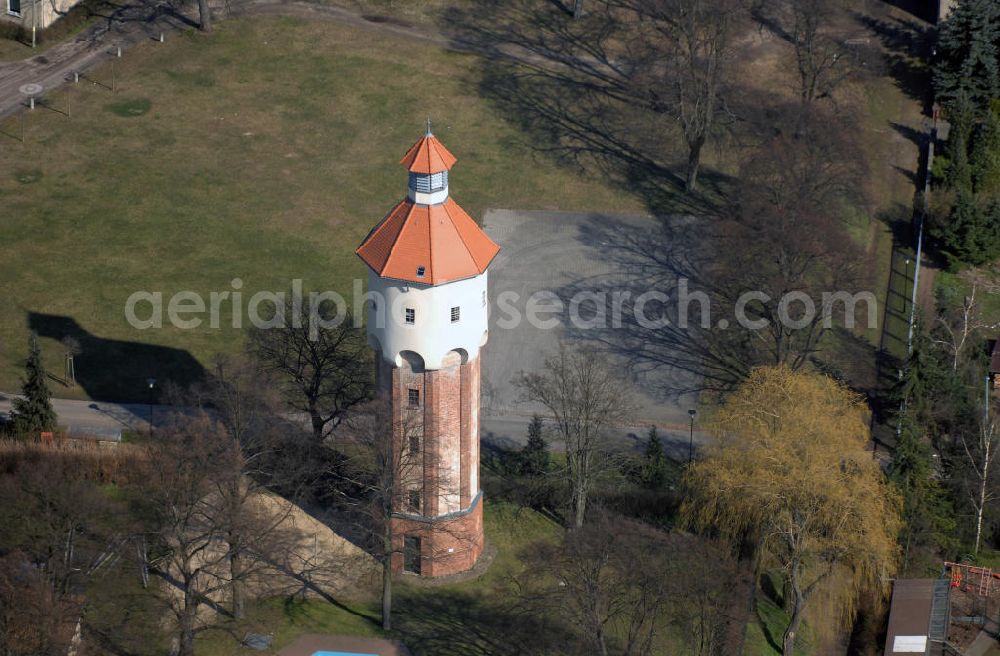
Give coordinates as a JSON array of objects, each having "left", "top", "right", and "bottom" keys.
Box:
[
  {"left": 553, "top": 212, "right": 744, "bottom": 397},
  {"left": 27, "top": 312, "right": 205, "bottom": 404},
  {"left": 392, "top": 586, "right": 575, "bottom": 656},
  {"left": 856, "top": 11, "right": 934, "bottom": 112},
  {"left": 811, "top": 326, "right": 881, "bottom": 400},
  {"left": 438, "top": 0, "right": 732, "bottom": 218},
  {"left": 880, "top": 0, "right": 939, "bottom": 26}
]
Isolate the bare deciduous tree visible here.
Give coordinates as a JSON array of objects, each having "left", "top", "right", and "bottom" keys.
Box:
[
  {"left": 0, "top": 454, "right": 125, "bottom": 656},
  {"left": 247, "top": 301, "right": 371, "bottom": 443},
  {"left": 60, "top": 336, "right": 80, "bottom": 386},
  {"left": 518, "top": 512, "right": 741, "bottom": 656},
  {"left": 135, "top": 415, "right": 296, "bottom": 656},
  {"left": 712, "top": 105, "right": 865, "bottom": 369},
  {"left": 0, "top": 551, "right": 77, "bottom": 656},
  {"left": 190, "top": 356, "right": 289, "bottom": 620},
  {"left": 338, "top": 397, "right": 462, "bottom": 631},
  {"left": 198, "top": 0, "right": 211, "bottom": 32},
  {"left": 627, "top": 0, "right": 749, "bottom": 191},
  {"left": 339, "top": 398, "right": 414, "bottom": 631},
  {"left": 518, "top": 513, "right": 669, "bottom": 656},
  {"left": 932, "top": 282, "right": 996, "bottom": 371},
  {"left": 515, "top": 346, "right": 634, "bottom": 528},
  {"left": 135, "top": 418, "right": 232, "bottom": 656},
  {"left": 758, "top": 0, "right": 868, "bottom": 102},
  {"left": 959, "top": 414, "right": 1000, "bottom": 556}
]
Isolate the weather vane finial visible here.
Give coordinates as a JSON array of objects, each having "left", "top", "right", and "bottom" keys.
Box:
[{"left": 426, "top": 117, "right": 432, "bottom": 136}]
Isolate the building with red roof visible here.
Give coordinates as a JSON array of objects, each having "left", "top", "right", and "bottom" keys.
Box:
[{"left": 356, "top": 127, "right": 498, "bottom": 577}]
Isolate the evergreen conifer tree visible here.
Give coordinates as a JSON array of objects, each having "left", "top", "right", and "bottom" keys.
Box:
[
  {"left": 934, "top": 0, "right": 1000, "bottom": 107},
  {"left": 971, "top": 108, "right": 1000, "bottom": 194},
  {"left": 520, "top": 414, "right": 550, "bottom": 476},
  {"left": 945, "top": 117, "right": 974, "bottom": 192},
  {"left": 947, "top": 188, "right": 1000, "bottom": 265},
  {"left": 890, "top": 410, "right": 957, "bottom": 570},
  {"left": 641, "top": 426, "right": 669, "bottom": 489},
  {"left": 11, "top": 333, "right": 56, "bottom": 436}
]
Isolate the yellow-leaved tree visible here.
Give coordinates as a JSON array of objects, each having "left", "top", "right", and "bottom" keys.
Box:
[{"left": 682, "top": 366, "right": 901, "bottom": 655}]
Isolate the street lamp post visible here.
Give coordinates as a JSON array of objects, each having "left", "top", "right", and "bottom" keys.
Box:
[
  {"left": 146, "top": 378, "right": 156, "bottom": 439},
  {"left": 688, "top": 409, "right": 697, "bottom": 464}
]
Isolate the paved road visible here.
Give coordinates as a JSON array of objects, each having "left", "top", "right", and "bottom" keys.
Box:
[
  {"left": 0, "top": 391, "right": 173, "bottom": 438},
  {"left": 481, "top": 210, "right": 701, "bottom": 423},
  {"left": 0, "top": 392, "right": 710, "bottom": 459}
]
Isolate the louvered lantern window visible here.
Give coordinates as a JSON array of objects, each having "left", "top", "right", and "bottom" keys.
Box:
[{"left": 409, "top": 171, "right": 448, "bottom": 193}]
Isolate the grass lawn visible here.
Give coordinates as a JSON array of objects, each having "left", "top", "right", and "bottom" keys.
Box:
[
  {"left": 0, "top": 37, "right": 36, "bottom": 62},
  {"left": 0, "top": 16, "right": 643, "bottom": 401},
  {"left": 198, "top": 500, "right": 565, "bottom": 656},
  {"left": 743, "top": 573, "right": 811, "bottom": 656},
  {"left": 744, "top": 596, "right": 810, "bottom": 656}
]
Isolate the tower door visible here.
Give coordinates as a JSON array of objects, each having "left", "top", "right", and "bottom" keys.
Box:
[{"left": 403, "top": 536, "right": 422, "bottom": 574}]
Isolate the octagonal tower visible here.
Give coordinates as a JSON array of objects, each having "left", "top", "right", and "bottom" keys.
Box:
[{"left": 356, "top": 126, "right": 500, "bottom": 577}]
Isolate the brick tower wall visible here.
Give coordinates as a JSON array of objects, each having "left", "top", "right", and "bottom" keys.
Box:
[{"left": 378, "top": 351, "right": 485, "bottom": 577}]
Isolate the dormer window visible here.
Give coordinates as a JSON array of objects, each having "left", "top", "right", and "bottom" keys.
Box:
[{"left": 416, "top": 266, "right": 425, "bottom": 278}]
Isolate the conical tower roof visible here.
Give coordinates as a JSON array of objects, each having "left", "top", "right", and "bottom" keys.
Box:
[
  {"left": 399, "top": 132, "right": 458, "bottom": 174},
  {"left": 357, "top": 198, "right": 499, "bottom": 284},
  {"left": 357, "top": 132, "right": 499, "bottom": 285}
]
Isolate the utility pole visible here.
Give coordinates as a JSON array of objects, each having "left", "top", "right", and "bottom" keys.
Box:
[
  {"left": 31, "top": 0, "right": 37, "bottom": 49},
  {"left": 146, "top": 378, "right": 156, "bottom": 439},
  {"left": 906, "top": 219, "right": 923, "bottom": 357},
  {"left": 688, "top": 409, "right": 697, "bottom": 464},
  {"left": 986, "top": 374, "right": 991, "bottom": 426}
]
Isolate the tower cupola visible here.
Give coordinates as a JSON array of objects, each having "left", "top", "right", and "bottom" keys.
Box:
[{"left": 399, "top": 125, "right": 457, "bottom": 205}]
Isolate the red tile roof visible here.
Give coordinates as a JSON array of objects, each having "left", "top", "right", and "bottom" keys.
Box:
[
  {"left": 399, "top": 134, "right": 457, "bottom": 174},
  {"left": 356, "top": 198, "right": 500, "bottom": 285}
]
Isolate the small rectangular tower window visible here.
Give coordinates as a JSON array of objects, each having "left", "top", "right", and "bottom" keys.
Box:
[
  {"left": 7, "top": 0, "right": 20, "bottom": 15},
  {"left": 405, "top": 308, "right": 415, "bottom": 324},
  {"left": 408, "top": 434, "right": 420, "bottom": 455},
  {"left": 451, "top": 306, "right": 460, "bottom": 323},
  {"left": 408, "top": 490, "right": 421, "bottom": 512},
  {"left": 404, "top": 536, "right": 421, "bottom": 574},
  {"left": 408, "top": 389, "right": 420, "bottom": 406},
  {"left": 416, "top": 266, "right": 425, "bottom": 278}
]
